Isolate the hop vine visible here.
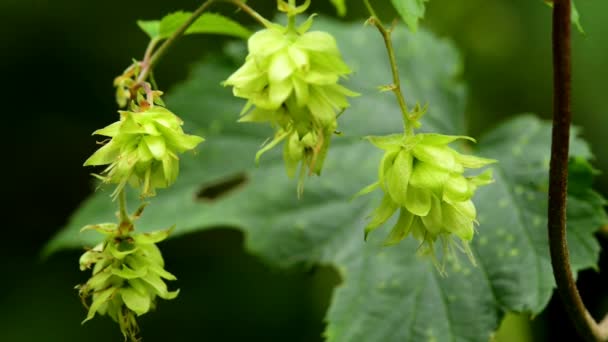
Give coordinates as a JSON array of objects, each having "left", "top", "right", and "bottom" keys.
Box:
[
  {"left": 76, "top": 1, "right": 499, "bottom": 340},
  {"left": 360, "top": 12, "right": 497, "bottom": 273},
  {"left": 78, "top": 7, "right": 206, "bottom": 340},
  {"left": 51, "top": 1, "right": 608, "bottom": 341}
]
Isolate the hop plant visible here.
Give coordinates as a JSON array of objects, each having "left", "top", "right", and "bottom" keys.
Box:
[
  {"left": 84, "top": 106, "right": 204, "bottom": 198},
  {"left": 361, "top": 133, "right": 496, "bottom": 270},
  {"left": 77, "top": 223, "right": 178, "bottom": 341},
  {"left": 223, "top": 1, "right": 358, "bottom": 194}
]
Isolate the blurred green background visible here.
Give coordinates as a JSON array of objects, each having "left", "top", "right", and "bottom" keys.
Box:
[{"left": 2, "top": 0, "right": 608, "bottom": 341}]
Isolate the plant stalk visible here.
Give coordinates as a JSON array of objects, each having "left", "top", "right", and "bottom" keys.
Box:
[
  {"left": 367, "top": 17, "right": 413, "bottom": 135},
  {"left": 119, "top": 190, "right": 129, "bottom": 222},
  {"left": 117, "top": 189, "right": 133, "bottom": 235},
  {"left": 288, "top": 0, "right": 297, "bottom": 29},
  {"left": 548, "top": 1, "right": 608, "bottom": 341},
  {"left": 137, "top": 0, "right": 268, "bottom": 84},
  {"left": 137, "top": 0, "right": 215, "bottom": 84}
]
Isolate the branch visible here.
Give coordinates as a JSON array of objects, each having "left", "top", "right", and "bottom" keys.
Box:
[
  {"left": 137, "top": 0, "right": 268, "bottom": 84},
  {"left": 366, "top": 17, "right": 413, "bottom": 135},
  {"left": 137, "top": 0, "right": 215, "bottom": 84},
  {"left": 548, "top": 1, "right": 608, "bottom": 341}
]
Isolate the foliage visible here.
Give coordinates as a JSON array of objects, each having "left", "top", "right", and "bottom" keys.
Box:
[
  {"left": 138, "top": 12, "right": 251, "bottom": 40},
  {"left": 390, "top": 0, "right": 430, "bottom": 32},
  {"left": 47, "top": 16, "right": 605, "bottom": 341}
]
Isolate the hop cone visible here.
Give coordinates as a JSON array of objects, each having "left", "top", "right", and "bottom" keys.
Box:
[
  {"left": 224, "top": 16, "right": 358, "bottom": 194},
  {"left": 84, "top": 106, "right": 204, "bottom": 198},
  {"left": 78, "top": 224, "right": 178, "bottom": 341},
  {"left": 362, "top": 133, "right": 496, "bottom": 270}
]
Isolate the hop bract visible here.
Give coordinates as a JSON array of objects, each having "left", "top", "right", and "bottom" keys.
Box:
[
  {"left": 78, "top": 224, "right": 178, "bottom": 342},
  {"left": 361, "top": 133, "right": 496, "bottom": 269},
  {"left": 223, "top": 15, "right": 358, "bottom": 194},
  {"left": 84, "top": 106, "right": 204, "bottom": 198}
]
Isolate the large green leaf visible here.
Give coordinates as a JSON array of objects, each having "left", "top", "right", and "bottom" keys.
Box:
[
  {"left": 46, "top": 20, "right": 604, "bottom": 341},
  {"left": 137, "top": 12, "right": 252, "bottom": 41},
  {"left": 391, "top": 0, "right": 430, "bottom": 32}
]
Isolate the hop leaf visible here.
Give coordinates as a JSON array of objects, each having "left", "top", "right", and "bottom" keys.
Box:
[
  {"left": 362, "top": 133, "right": 497, "bottom": 272},
  {"left": 84, "top": 106, "right": 204, "bottom": 198},
  {"left": 77, "top": 224, "right": 178, "bottom": 342},
  {"left": 223, "top": 15, "right": 359, "bottom": 195}
]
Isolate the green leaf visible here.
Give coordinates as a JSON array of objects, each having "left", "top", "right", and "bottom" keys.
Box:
[
  {"left": 391, "top": 0, "right": 430, "bottom": 32},
  {"left": 137, "top": 12, "right": 251, "bottom": 41},
  {"left": 572, "top": 1, "right": 584, "bottom": 33},
  {"left": 470, "top": 115, "right": 603, "bottom": 312},
  {"left": 137, "top": 21, "right": 160, "bottom": 40},
  {"left": 543, "top": 0, "right": 585, "bottom": 33},
  {"left": 46, "top": 20, "right": 604, "bottom": 341}
]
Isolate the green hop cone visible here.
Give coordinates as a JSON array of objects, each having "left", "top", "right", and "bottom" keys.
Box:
[
  {"left": 223, "top": 12, "right": 358, "bottom": 195},
  {"left": 77, "top": 223, "right": 178, "bottom": 342},
  {"left": 360, "top": 133, "right": 497, "bottom": 272},
  {"left": 84, "top": 106, "right": 204, "bottom": 198}
]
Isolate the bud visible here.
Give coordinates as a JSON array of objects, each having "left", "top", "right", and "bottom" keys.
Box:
[
  {"left": 84, "top": 106, "right": 204, "bottom": 198},
  {"left": 77, "top": 223, "right": 178, "bottom": 342},
  {"left": 223, "top": 12, "right": 358, "bottom": 194},
  {"left": 361, "top": 133, "right": 496, "bottom": 271},
  {"left": 113, "top": 63, "right": 139, "bottom": 108}
]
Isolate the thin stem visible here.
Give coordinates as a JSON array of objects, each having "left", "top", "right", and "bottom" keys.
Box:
[
  {"left": 117, "top": 189, "right": 135, "bottom": 235},
  {"left": 136, "top": 0, "right": 268, "bottom": 85},
  {"left": 548, "top": 1, "right": 608, "bottom": 341},
  {"left": 364, "top": 0, "right": 378, "bottom": 19},
  {"left": 149, "top": 71, "right": 159, "bottom": 90},
  {"left": 367, "top": 17, "right": 413, "bottom": 135},
  {"left": 224, "top": 0, "right": 270, "bottom": 28},
  {"left": 143, "top": 38, "right": 160, "bottom": 66},
  {"left": 138, "top": 0, "right": 215, "bottom": 83},
  {"left": 118, "top": 190, "right": 129, "bottom": 222},
  {"left": 288, "top": 0, "right": 296, "bottom": 29}
]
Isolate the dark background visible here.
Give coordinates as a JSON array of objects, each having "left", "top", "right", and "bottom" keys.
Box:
[{"left": 2, "top": 0, "right": 608, "bottom": 340}]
